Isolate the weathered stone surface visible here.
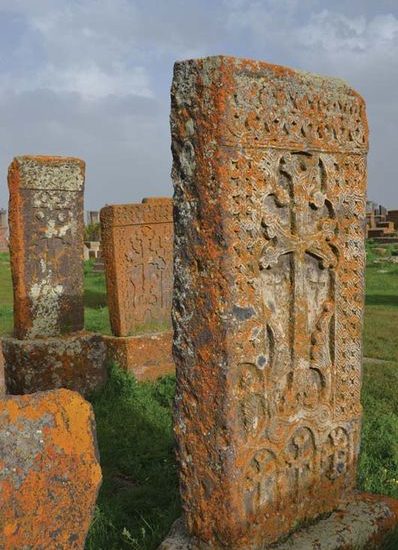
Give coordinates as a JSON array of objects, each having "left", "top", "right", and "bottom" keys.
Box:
[
  {"left": 159, "top": 494, "right": 398, "bottom": 549},
  {"left": 170, "top": 56, "right": 370, "bottom": 547},
  {"left": 2, "top": 332, "right": 107, "bottom": 396},
  {"left": 8, "top": 156, "right": 85, "bottom": 339},
  {"left": 104, "top": 330, "right": 174, "bottom": 381},
  {"left": 0, "top": 388, "right": 101, "bottom": 548},
  {"left": 101, "top": 198, "right": 173, "bottom": 337}
]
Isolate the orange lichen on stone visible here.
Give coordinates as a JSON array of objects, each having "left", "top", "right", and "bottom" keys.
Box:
[
  {"left": 169, "top": 55, "right": 375, "bottom": 548},
  {"left": 2, "top": 332, "right": 107, "bottom": 396},
  {"left": 160, "top": 493, "right": 398, "bottom": 549},
  {"left": 100, "top": 198, "right": 173, "bottom": 337},
  {"left": 8, "top": 155, "right": 85, "bottom": 339},
  {"left": 0, "top": 388, "right": 102, "bottom": 548},
  {"left": 103, "top": 330, "right": 174, "bottom": 381}
]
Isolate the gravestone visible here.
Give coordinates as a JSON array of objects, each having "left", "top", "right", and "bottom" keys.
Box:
[
  {"left": 0, "top": 388, "right": 101, "bottom": 548},
  {"left": 100, "top": 198, "right": 174, "bottom": 380},
  {"left": 101, "top": 197, "right": 173, "bottom": 336},
  {"left": 3, "top": 156, "right": 107, "bottom": 395},
  {"left": 163, "top": 56, "right": 398, "bottom": 548},
  {"left": 8, "top": 156, "right": 84, "bottom": 339}
]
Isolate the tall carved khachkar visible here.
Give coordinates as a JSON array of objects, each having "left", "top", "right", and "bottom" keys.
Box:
[
  {"left": 101, "top": 197, "right": 173, "bottom": 336},
  {"left": 101, "top": 198, "right": 174, "bottom": 380},
  {"left": 3, "top": 156, "right": 107, "bottom": 396},
  {"left": 8, "top": 156, "right": 85, "bottom": 338},
  {"left": 164, "top": 57, "right": 398, "bottom": 549}
]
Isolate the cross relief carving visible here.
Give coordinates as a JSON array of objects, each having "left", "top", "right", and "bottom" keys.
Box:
[
  {"left": 259, "top": 152, "right": 339, "bottom": 416},
  {"left": 125, "top": 225, "right": 171, "bottom": 320}
]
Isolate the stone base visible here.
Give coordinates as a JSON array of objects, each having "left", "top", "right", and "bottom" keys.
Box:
[
  {"left": 2, "top": 332, "right": 107, "bottom": 396},
  {"left": 159, "top": 493, "right": 398, "bottom": 549},
  {"left": 103, "top": 331, "right": 174, "bottom": 381}
]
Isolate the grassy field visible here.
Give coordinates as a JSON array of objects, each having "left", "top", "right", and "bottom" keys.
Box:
[{"left": 1, "top": 247, "right": 398, "bottom": 548}]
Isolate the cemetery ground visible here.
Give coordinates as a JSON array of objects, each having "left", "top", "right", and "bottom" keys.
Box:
[{"left": 1, "top": 248, "right": 398, "bottom": 548}]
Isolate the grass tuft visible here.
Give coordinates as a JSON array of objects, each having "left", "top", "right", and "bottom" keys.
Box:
[{"left": 85, "top": 364, "right": 179, "bottom": 550}]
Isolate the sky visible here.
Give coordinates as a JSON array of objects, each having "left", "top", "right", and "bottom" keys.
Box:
[{"left": 0, "top": 0, "right": 397, "bottom": 210}]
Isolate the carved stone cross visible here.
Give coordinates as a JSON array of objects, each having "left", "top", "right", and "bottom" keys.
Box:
[{"left": 260, "top": 153, "right": 338, "bottom": 412}]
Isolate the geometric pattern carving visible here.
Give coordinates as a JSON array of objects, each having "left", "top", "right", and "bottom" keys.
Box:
[
  {"left": 8, "top": 156, "right": 85, "bottom": 339},
  {"left": 171, "top": 56, "right": 368, "bottom": 547},
  {"left": 100, "top": 198, "right": 173, "bottom": 337}
]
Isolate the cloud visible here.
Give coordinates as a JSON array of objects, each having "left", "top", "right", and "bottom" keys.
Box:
[
  {"left": 0, "top": 0, "right": 397, "bottom": 209},
  {"left": 222, "top": 1, "right": 398, "bottom": 205}
]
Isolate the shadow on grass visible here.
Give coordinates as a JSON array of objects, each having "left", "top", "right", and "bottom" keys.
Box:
[
  {"left": 365, "top": 294, "right": 398, "bottom": 307},
  {"left": 86, "top": 365, "right": 179, "bottom": 550},
  {"left": 84, "top": 288, "right": 108, "bottom": 309}
]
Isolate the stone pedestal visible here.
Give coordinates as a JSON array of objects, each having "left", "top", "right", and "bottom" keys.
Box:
[
  {"left": 104, "top": 330, "right": 174, "bottom": 381},
  {"left": 160, "top": 493, "right": 398, "bottom": 549},
  {"left": 2, "top": 332, "right": 107, "bottom": 396}
]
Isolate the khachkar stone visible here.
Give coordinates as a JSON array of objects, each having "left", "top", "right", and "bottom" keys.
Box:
[
  {"left": 100, "top": 197, "right": 174, "bottom": 381},
  {"left": 0, "top": 389, "right": 102, "bottom": 548},
  {"left": 3, "top": 156, "right": 107, "bottom": 396},
  {"left": 101, "top": 197, "right": 173, "bottom": 336},
  {"left": 165, "top": 56, "right": 398, "bottom": 548},
  {"left": 8, "top": 156, "right": 85, "bottom": 339}
]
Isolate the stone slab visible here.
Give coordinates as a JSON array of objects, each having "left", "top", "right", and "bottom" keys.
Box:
[
  {"left": 103, "top": 330, "right": 174, "bottom": 381},
  {"left": 159, "top": 493, "right": 398, "bottom": 549},
  {"left": 100, "top": 198, "right": 173, "bottom": 337},
  {"left": 171, "top": 56, "right": 368, "bottom": 547},
  {"left": 2, "top": 332, "right": 107, "bottom": 396},
  {"left": 8, "top": 156, "right": 85, "bottom": 338},
  {"left": 0, "top": 388, "right": 102, "bottom": 548}
]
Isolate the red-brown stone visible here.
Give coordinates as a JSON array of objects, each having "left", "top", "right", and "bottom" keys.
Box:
[
  {"left": 0, "top": 388, "right": 102, "bottom": 548},
  {"left": 160, "top": 493, "right": 398, "bottom": 549},
  {"left": 100, "top": 198, "right": 173, "bottom": 337},
  {"left": 168, "top": 56, "right": 385, "bottom": 548},
  {"left": 103, "top": 330, "right": 174, "bottom": 381}
]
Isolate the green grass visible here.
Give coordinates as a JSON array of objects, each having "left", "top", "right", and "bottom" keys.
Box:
[
  {"left": 1, "top": 244, "right": 398, "bottom": 548},
  {"left": 84, "top": 260, "right": 112, "bottom": 334},
  {"left": 364, "top": 261, "right": 398, "bottom": 362},
  {"left": 0, "top": 253, "right": 13, "bottom": 335},
  {"left": 86, "top": 365, "right": 179, "bottom": 549}
]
